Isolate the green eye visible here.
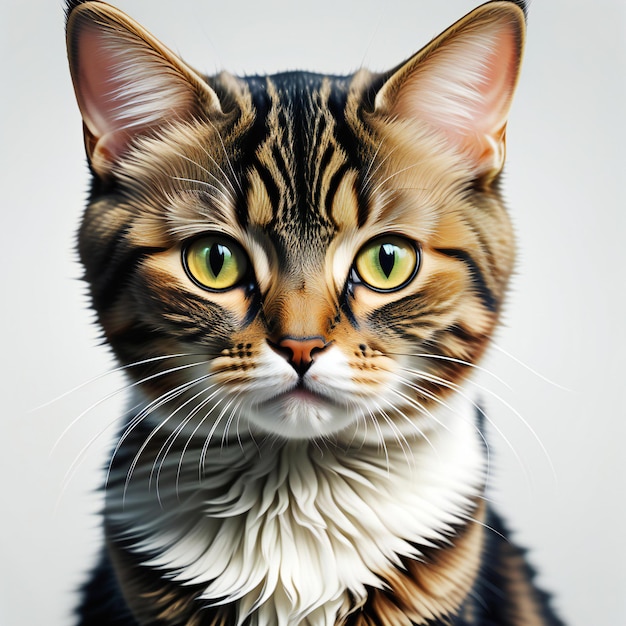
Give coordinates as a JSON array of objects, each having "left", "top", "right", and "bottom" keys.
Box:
[
  {"left": 184, "top": 235, "right": 248, "bottom": 291},
  {"left": 354, "top": 235, "right": 420, "bottom": 292}
]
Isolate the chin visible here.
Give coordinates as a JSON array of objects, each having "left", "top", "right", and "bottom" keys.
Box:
[{"left": 246, "top": 390, "right": 358, "bottom": 440}]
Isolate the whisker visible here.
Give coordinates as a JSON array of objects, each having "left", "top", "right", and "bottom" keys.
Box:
[
  {"left": 468, "top": 377, "right": 558, "bottom": 487},
  {"left": 106, "top": 375, "right": 213, "bottom": 488},
  {"left": 118, "top": 375, "right": 218, "bottom": 504},
  {"left": 52, "top": 358, "right": 212, "bottom": 456},
  {"left": 361, "top": 139, "right": 394, "bottom": 193},
  {"left": 396, "top": 367, "right": 529, "bottom": 490},
  {"left": 174, "top": 389, "right": 230, "bottom": 496},
  {"left": 170, "top": 176, "right": 234, "bottom": 213},
  {"left": 56, "top": 383, "right": 180, "bottom": 512},
  {"left": 386, "top": 384, "right": 450, "bottom": 434},
  {"left": 150, "top": 384, "right": 223, "bottom": 503},
  {"left": 394, "top": 373, "right": 490, "bottom": 459},
  {"left": 371, "top": 399, "right": 416, "bottom": 471},
  {"left": 233, "top": 396, "right": 250, "bottom": 453},
  {"left": 366, "top": 406, "right": 390, "bottom": 475},
  {"left": 35, "top": 353, "right": 193, "bottom": 412},
  {"left": 466, "top": 514, "right": 510, "bottom": 545},
  {"left": 491, "top": 343, "right": 571, "bottom": 392},
  {"left": 173, "top": 150, "right": 237, "bottom": 198},
  {"left": 342, "top": 401, "right": 370, "bottom": 452},
  {"left": 59, "top": 385, "right": 212, "bottom": 511},
  {"left": 368, "top": 161, "right": 426, "bottom": 198},
  {"left": 374, "top": 387, "right": 439, "bottom": 458},
  {"left": 390, "top": 351, "right": 512, "bottom": 390},
  {"left": 198, "top": 396, "right": 232, "bottom": 479},
  {"left": 220, "top": 391, "right": 247, "bottom": 451},
  {"left": 408, "top": 363, "right": 547, "bottom": 487},
  {"left": 174, "top": 394, "right": 244, "bottom": 490},
  {"left": 200, "top": 121, "right": 244, "bottom": 196}
]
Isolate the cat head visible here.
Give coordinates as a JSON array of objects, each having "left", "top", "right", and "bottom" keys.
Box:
[{"left": 67, "top": 1, "right": 524, "bottom": 443}]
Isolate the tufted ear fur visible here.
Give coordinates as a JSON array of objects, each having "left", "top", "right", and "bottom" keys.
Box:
[
  {"left": 66, "top": 1, "right": 222, "bottom": 177},
  {"left": 374, "top": 1, "right": 525, "bottom": 179}
]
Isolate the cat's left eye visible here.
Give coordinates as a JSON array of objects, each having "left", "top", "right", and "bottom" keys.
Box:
[
  {"left": 354, "top": 235, "right": 420, "bottom": 292},
  {"left": 183, "top": 234, "right": 248, "bottom": 291}
]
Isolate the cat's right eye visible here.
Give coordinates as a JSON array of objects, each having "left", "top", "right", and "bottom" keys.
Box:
[{"left": 183, "top": 234, "right": 249, "bottom": 291}]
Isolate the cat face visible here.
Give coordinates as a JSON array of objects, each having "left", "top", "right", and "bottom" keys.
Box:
[{"left": 67, "top": 1, "right": 523, "bottom": 443}]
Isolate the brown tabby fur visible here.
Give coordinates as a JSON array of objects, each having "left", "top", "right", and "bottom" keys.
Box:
[{"left": 66, "top": 1, "right": 564, "bottom": 624}]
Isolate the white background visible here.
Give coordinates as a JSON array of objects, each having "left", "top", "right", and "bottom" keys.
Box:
[{"left": 1, "top": 0, "right": 624, "bottom": 624}]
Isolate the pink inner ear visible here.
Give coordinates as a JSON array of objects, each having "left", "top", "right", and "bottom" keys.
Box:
[
  {"left": 472, "top": 24, "right": 519, "bottom": 137},
  {"left": 75, "top": 24, "right": 122, "bottom": 142},
  {"left": 389, "top": 14, "right": 523, "bottom": 174},
  {"left": 457, "top": 23, "right": 520, "bottom": 171},
  {"left": 68, "top": 5, "right": 203, "bottom": 173},
  {"left": 70, "top": 19, "right": 154, "bottom": 168}
]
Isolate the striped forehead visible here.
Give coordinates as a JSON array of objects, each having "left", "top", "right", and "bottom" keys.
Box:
[{"left": 242, "top": 73, "right": 364, "bottom": 250}]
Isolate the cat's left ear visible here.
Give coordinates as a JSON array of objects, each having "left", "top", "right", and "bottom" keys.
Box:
[
  {"left": 374, "top": 1, "right": 525, "bottom": 179},
  {"left": 66, "top": 1, "right": 223, "bottom": 177}
]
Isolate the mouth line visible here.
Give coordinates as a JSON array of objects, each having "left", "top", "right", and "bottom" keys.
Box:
[{"left": 265, "top": 379, "right": 334, "bottom": 406}]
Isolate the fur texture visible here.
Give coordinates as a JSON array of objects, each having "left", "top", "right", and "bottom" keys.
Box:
[{"left": 65, "top": 1, "right": 563, "bottom": 624}]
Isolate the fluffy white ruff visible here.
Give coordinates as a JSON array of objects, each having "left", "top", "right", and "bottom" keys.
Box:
[{"left": 107, "top": 392, "right": 485, "bottom": 626}]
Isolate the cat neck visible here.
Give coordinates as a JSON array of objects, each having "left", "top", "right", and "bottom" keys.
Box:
[{"left": 105, "top": 389, "right": 486, "bottom": 625}]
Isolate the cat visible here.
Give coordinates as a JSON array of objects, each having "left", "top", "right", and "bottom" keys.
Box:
[{"left": 65, "top": 1, "right": 564, "bottom": 624}]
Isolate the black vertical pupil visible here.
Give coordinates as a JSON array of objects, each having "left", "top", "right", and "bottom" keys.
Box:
[
  {"left": 208, "top": 243, "right": 226, "bottom": 276},
  {"left": 379, "top": 244, "right": 396, "bottom": 278}
]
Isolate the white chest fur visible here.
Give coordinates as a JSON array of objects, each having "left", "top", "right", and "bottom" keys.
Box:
[{"left": 106, "top": 393, "right": 485, "bottom": 626}]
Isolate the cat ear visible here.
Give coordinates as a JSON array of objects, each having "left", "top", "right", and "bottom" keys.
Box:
[
  {"left": 374, "top": 1, "right": 525, "bottom": 179},
  {"left": 66, "top": 2, "right": 222, "bottom": 177}
]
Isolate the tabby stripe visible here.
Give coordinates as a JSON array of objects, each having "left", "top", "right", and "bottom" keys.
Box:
[
  {"left": 234, "top": 79, "right": 274, "bottom": 227},
  {"left": 270, "top": 143, "right": 295, "bottom": 199},
  {"left": 314, "top": 144, "right": 335, "bottom": 209},
  {"left": 354, "top": 186, "right": 370, "bottom": 228},
  {"left": 325, "top": 83, "right": 373, "bottom": 228},
  {"left": 309, "top": 112, "right": 329, "bottom": 206},
  {"left": 250, "top": 160, "right": 282, "bottom": 220},
  {"left": 91, "top": 244, "right": 165, "bottom": 312},
  {"left": 324, "top": 78, "right": 361, "bottom": 170},
  {"left": 324, "top": 162, "right": 352, "bottom": 228},
  {"left": 435, "top": 248, "right": 497, "bottom": 312},
  {"left": 341, "top": 286, "right": 360, "bottom": 330}
]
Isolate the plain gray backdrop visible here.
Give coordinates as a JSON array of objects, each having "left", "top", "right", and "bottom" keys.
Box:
[{"left": 2, "top": 0, "right": 624, "bottom": 624}]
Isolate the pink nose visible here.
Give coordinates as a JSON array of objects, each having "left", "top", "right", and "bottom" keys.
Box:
[{"left": 270, "top": 336, "right": 328, "bottom": 376}]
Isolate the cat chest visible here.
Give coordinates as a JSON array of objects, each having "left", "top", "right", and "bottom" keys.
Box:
[{"left": 105, "top": 409, "right": 486, "bottom": 625}]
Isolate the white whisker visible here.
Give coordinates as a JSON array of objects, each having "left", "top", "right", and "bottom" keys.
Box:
[
  {"left": 35, "top": 353, "right": 193, "bottom": 412},
  {"left": 396, "top": 367, "right": 530, "bottom": 491},
  {"left": 52, "top": 359, "right": 212, "bottom": 457},
  {"left": 374, "top": 387, "right": 439, "bottom": 458},
  {"left": 197, "top": 401, "right": 230, "bottom": 479},
  {"left": 103, "top": 372, "right": 213, "bottom": 484},
  {"left": 361, "top": 139, "right": 394, "bottom": 193},
  {"left": 366, "top": 406, "right": 390, "bottom": 474},
  {"left": 149, "top": 384, "right": 223, "bottom": 503},
  {"left": 368, "top": 161, "right": 426, "bottom": 198},
  {"left": 119, "top": 375, "right": 218, "bottom": 505},
  {"left": 370, "top": 399, "right": 416, "bottom": 471},
  {"left": 393, "top": 351, "right": 512, "bottom": 390},
  {"left": 174, "top": 388, "right": 231, "bottom": 495},
  {"left": 173, "top": 151, "right": 236, "bottom": 198},
  {"left": 393, "top": 372, "right": 491, "bottom": 477},
  {"left": 468, "top": 377, "right": 558, "bottom": 487},
  {"left": 200, "top": 121, "right": 244, "bottom": 196},
  {"left": 492, "top": 343, "right": 571, "bottom": 392}
]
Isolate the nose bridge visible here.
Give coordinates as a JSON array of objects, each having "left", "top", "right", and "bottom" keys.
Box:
[
  {"left": 266, "top": 269, "right": 333, "bottom": 340},
  {"left": 265, "top": 278, "right": 334, "bottom": 376}
]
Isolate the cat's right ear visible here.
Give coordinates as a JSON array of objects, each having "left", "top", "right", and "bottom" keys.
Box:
[{"left": 66, "top": 1, "right": 222, "bottom": 178}]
